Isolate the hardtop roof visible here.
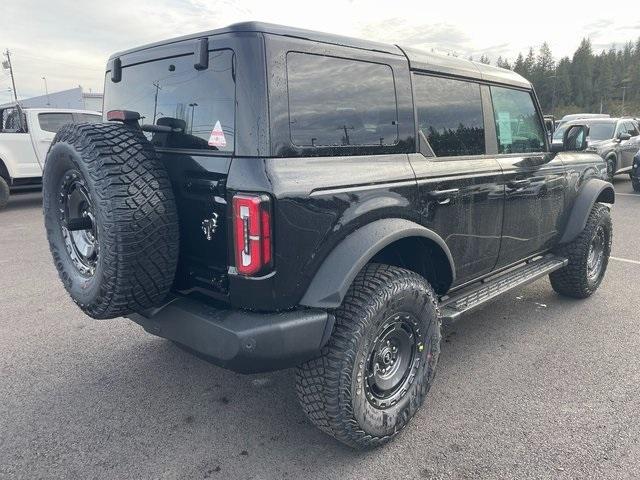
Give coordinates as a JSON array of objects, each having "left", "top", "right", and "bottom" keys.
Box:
[{"left": 109, "top": 21, "right": 530, "bottom": 89}]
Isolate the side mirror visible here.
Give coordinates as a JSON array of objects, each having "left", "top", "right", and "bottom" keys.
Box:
[
  {"left": 618, "top": 132, "right": 631, "bottom": 141},
  {"left": 551, "top": 124, "right": 589, "bottom": 152}
]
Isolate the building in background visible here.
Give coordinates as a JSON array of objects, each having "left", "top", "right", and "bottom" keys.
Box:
[{"left": 0, "top": 87, "right": 103, "bottom": 112}]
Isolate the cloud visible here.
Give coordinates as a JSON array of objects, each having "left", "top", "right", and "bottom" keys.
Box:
[{"left": 1, "top": 0, "right": 638, "bottom": 103}]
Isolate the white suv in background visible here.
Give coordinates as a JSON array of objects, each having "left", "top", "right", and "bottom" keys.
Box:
[{"left": 0, "top": 104, "right": 101, "bottom": 208}]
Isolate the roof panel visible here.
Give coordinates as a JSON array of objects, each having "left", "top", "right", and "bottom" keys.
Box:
[{"left": 400, "top": 46, "right": 530, "bottom": 88}]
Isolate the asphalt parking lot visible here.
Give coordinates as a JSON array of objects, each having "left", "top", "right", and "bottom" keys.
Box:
[{"left": 1, "top": 179, "right": 639, "bottom": 480}]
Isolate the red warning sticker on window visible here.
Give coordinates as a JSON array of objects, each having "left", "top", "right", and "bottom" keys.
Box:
[{"left": 208, "top": 120, "right": 227, "bottom": 148}]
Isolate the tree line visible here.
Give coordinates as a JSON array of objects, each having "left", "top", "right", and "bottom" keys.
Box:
[{"left": 473, "top": 38, "right": 640, "bottom": 118}]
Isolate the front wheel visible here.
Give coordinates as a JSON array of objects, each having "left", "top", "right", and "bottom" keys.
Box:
[
  {"left": 550, "top": 203, "right": 612, "bottom": 298},
  {"left": 296, "top": 264, "right": 441, "bottom": 449},
  {"left": 0, "top": 176, "right": 9, "bottom": 209},
  {"left": 632, "top": 175, "right": 640, "bottom": 192},
  {"left": 605, "top": 156, "right": 616, "bottom": 183}
]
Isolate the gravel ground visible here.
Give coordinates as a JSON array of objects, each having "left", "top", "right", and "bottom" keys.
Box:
[{"left": 1, "top": 178, "right": 639, "bottom": 480}]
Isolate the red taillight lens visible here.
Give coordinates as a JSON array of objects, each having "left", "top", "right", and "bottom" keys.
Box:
[{"left": 232, "top": 194, "right": 273, "bottom": 276}]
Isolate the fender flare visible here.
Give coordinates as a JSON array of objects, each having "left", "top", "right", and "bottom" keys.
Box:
[
  {"left": 299, "top": 218, "right": 455, "bottom": 309},
  {"left": 559, "top": 178, "right": 615, "bottom": 244}
]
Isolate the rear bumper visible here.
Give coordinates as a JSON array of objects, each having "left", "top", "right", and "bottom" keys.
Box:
[{"left": 127, "top": 296, "right": 334, "bottom": 373}]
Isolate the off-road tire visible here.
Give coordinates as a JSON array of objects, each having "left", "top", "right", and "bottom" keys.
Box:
[
  {"left": 0, "top": 176, "right": 9, "bottom": 209},
  {"left": 632, "top": 175, "right": 640, "bottom": 192},
  {"left": 42, "top": 122, "right": 179, "bottom": 319},
  {"left": 296, "top": 263, "right": 441, "bottom": 449},
  {"left": 550, "top": 203, "right": 611, "bottom": 298}
]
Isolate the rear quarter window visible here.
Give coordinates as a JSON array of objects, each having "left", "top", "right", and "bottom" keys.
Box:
[
  {"left": 413, "top": 74, "right": 485, "bottom": 157},
  {"left": 38, "top": 113, "right": 74, "bottom": 133},
  {"left": 286, "top": 53, "right": 398, "bottom": 147}
]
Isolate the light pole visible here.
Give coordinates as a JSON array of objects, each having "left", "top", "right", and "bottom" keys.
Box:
[
  {"left": 188, "top": 102, "right": 198, "bottom": 134},
  {"left": 41, "top": 76, "right": 50, "bottom": 106}
]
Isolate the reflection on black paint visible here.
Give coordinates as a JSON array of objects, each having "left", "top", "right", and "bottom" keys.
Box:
[
  {"left": 413, "top": 75, "right": 485, "bottom": 157},
  {"left": 104, "top": 50, "right": 236, "bottom": 153},
  {"left": 286, "top": 53, "right": 399, "bottom": 147}
]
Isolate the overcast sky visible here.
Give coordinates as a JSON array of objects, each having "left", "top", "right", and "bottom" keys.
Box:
[{"left": 1, "top": 0, "right": 639, "bottom": 103}]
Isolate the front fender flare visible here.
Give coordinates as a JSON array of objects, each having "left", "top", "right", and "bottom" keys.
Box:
[
  {"left": 299, "top": 218, "right": 455, "bottom": 309},
  {"left": 559, "top": 178, "right": 615, "bottom": 244}
]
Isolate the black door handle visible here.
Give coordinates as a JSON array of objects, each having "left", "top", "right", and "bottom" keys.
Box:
[
  {"left": 429, "top": 188, "right": 460, "bottom": 205},
  {"left": 507, "top": 179, "right": 531, "bottom": 189}
]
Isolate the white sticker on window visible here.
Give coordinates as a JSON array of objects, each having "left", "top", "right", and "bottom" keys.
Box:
[
  {"left": 497, "top": 112, "right": 512, "bottom": 146},
  {"left": 208, "top": 120, "right": 227, "bottom": 148}
]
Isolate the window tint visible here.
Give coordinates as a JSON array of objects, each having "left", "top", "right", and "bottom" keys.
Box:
[
  {"left": 413, "top": 75, "right": 485, "bottom": 157},
  {"left": 38, "top": 113, "right": 74, "bottom": 133},
  {"left": 104, "top": 49, "right": 235, "bottom": 153},
  {"left": 76, "top": 113, "right": 102, "bottom": 124},
  {"left": 286, "top": 53, "right": 398, "bottom": 147},
  {"left": 490, "top": 86, "right": 545, "bottom": 153}
]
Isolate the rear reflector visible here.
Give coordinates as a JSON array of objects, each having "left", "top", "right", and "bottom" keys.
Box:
[{"left": 232, "top": 194, "right": 273, "bottom": 276}]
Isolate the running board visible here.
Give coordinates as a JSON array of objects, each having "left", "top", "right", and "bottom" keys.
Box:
[{"left": 439, "top": 255, "right": 568, "bottom": 323}]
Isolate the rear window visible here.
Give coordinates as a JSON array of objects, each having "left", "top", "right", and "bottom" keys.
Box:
[
  {"left": 38, "top": 113, "right": 74, "bottom": 133},
  {"left": 286, "top": 53, "right": 398, "bottom": 147},
  {"left": 413, "top": 74, "right": 485, "bottom": 157},
  {"left": 103, "top": 49, "right": 235, "bottom": 153}
]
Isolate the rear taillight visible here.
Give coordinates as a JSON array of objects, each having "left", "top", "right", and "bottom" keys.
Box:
[{"left": 232, "top": 194, "right": 273, "bottom": 276}]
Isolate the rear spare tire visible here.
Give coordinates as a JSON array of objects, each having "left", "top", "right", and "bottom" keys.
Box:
[{"left": 42, "top": 122, "right": 179, "bottom": 319}]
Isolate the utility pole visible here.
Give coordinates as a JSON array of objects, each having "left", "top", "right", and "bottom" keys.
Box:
[
  {"left": 152, "top": 81, "right": 162, "bottom": 123},
  {"left": 188, "top": 102, "right": 198, "bottom": 134},
  {"left": 621, "top": 86, "right": 626, "bottom": 116},
  {"left": 41, "top": 76, "right": 50, "bottom": 106},
  {"left": 2, "top": 50, "right": 18, "bottom": 102}
]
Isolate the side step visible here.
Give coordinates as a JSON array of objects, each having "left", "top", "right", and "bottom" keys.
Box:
[{"left": 439, "top": 254, "right": 568, "bottom": 324}]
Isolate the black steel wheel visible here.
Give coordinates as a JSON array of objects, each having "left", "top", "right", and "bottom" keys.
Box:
[
  {"left": 296, "top": 263, "right": 441, "bottom": 449},
  {"left": 58, "top": 170, "right": 99, "bottom": 276},
  {"left": 364, "top": 314, "right": 421, "bottom": 409}
]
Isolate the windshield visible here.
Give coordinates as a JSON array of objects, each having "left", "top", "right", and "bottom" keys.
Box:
[
  {"left": 103, "top": 49, "right": 235, "bottom": 153},
  {"left": 586, "top": 123, "right": 615, "bottom": 141},
  {"left": 553, "top": 122, "right": 615, "bottom": 142}
]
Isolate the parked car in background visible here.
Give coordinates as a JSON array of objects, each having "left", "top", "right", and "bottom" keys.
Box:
[
  {"left": 0, "top": 104, "right": 101, "bottom": 208},
  {"left": 632, "top": 152, "right": 640, "bottom": 191},
  {"left": 556, "top": 113, "right": 610, "bottom": 129},
  {"left": 553, "top": 117, "right": 640, "bottom": 181}
]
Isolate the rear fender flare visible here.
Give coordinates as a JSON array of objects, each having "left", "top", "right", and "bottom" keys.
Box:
[
  {"left": 299, "top": 218, "right": 455, "bottom": 309},
  {"left": 560, "top": 178, "right": 615, "bottom": 244}
]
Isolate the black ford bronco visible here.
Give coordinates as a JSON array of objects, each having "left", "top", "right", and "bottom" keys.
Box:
[{"left": 42, "top": 22, "right": 615, "bottom": 448}]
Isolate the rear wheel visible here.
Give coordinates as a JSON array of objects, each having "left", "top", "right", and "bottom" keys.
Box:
[
  {"left": 296, "top": 264, "right": 441, "bottom": 449},
  {"left": 550, "top": 203, "right": 612, "bottom": 298},
  {"left": 0, "top": 176, "right": 9, "bottom": 209},
  {"left": 632, "top": 175, "right": 640, "bottom": 192}
]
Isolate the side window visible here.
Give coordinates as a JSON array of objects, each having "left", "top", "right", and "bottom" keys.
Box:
[
  {"left": 490, "top": 86, "right": 545, "bottom": 154},
  {"left": 625, "top": 121, "right": 639, "bottom": 137},
  {"left": 1, "top": 107, "right": 26, "bottom": 133},
  {"left": 38, "top": 113, "right": 74, "bottom": 133},
  {"left": 286, "top": 53, "right": 398, "bottom": 147},
  {"left": 413, "top": 74, "right": 485, "bottom": 157}
]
